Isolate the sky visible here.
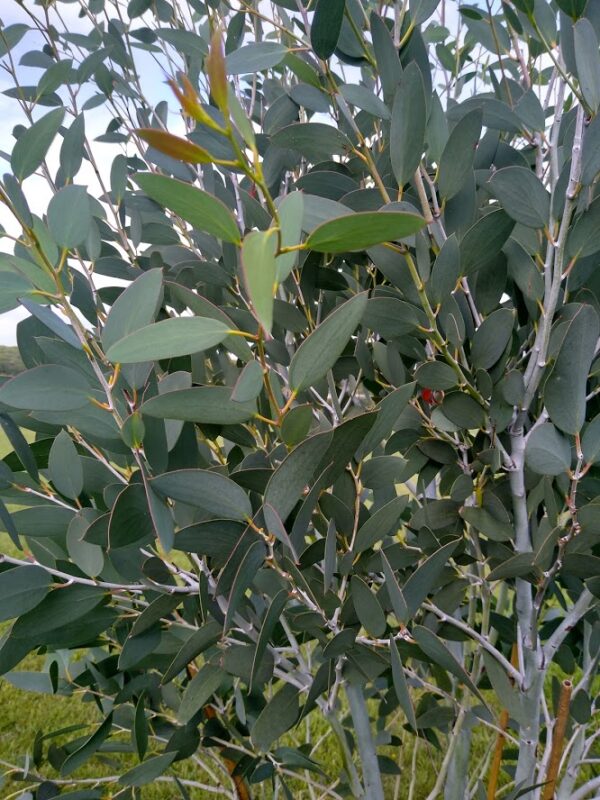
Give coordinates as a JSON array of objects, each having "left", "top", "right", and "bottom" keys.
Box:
[{"left": 0, "top": 0, "right": 463, "bottom": 346}]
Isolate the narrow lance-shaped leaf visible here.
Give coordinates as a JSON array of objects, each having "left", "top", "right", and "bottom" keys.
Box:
[
  {"left": 289, "top": 293, "right": 367, "bottom": 391},
  {"left": 311, "top": 0, "right": 345, "bottom": 60},
  {"left": 390, "top": 637, "right": 417, "bottom": 730},
  {"left": 413, "top": 626, "right": 486, "bottom": 705},
  {"left": 241, "top": 228, "right": 278, "bottom": 333},
  {"left": 545, "top": 304, "right": 600, "bottom": 434},
  {"left": 574, "top": 19, "right": 600, "bottom": 113},
  {"left": 61, "top": 713, "right": 113, "bottom": 776},
  {"left": 390, "top": 62, "right": 426, "bottom": 187},
  {"left": 106, "top": 317, "right": 231, "bottom": 363},
  {"left": 11, "top": 107, "right": 65, "bottom": 181},
  {"left": 306, "top": 211, "right": 426, "bottom": 253},
  {"left": 250, "top": 589, "right": 288, "bottom": 693},
  {"left": 134, "top": 173, "right": 241, "bottom": 244},
  {"left": 251, "top": 684, "right": 299, "bottom": 752},
  {"left": 224, "top": 540, "right": 266, "bottom": 631},
  {"left": 136, "top": 128, "right": 214, "bottom": 164}
]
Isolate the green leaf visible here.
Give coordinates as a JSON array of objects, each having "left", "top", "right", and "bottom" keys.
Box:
[
  {"left": 108, "top": 484, "right": 154, "bottom": 550},
  {"left": 4, "top": 506, "right": 75, "bottom": 539},
  {"left": 61, "top": 714, "right": 113, "bottom": 776},
  {"left": 430, "top": 233, "right": 461, "bottom": 304},
  {"left": 354, "top": 495, "right": 408, "bottom": 553},
  {"left": 151, "top": 469, "right": 252, "bottom": 521},
  {"left": 440, "top": 392, "right": 486, "bottom": 430},
  {"left": 525, "top": 423, "right": 571, "bottom": 475},
  {"left": 0, "top": 272, "right": 34, "bottom": 314},
  {"left": 226, "top": 42, "right": 287, "bottom": 74},
  {"left": 250, "top": 589, "right": 288, "bottom": 692},
  {"left": 306, "top": 212, "right": 425, "bottom": 253},
  {"left": 131, "top": 595, "right": 180, "bottom": 638},
  {"left": 231, "top": 360, "right": 264, "bottom": 403},
  {"left": 415, "top": 361, "right": 458, "bottom": 391},
  {"left": 271, "top": 123, "right": 352, "bottom": 162},
  {"left": 567, "top": 196, "right": 600, "bottom": 258},
  {"left": 47, "top": 185, "right": 92, "bottom": 248},
  {"left": 11, "top": 584, "right": 105, "bottom": 642},
  {"left": 251, "top": 684, "right": 299, "bottom": 752},
  {"left": 471, "top": 308, "right": 515, "bottom": 369},
  {"left": 0, "top": 566, "right": 51, "bottom": 622},
  {"left": 311, "top": 0, "right": 345, "bottom": 59},
  {"left": 224, "top": 540, "right": 266, "bottom": 631},
  {"left": 545, "top": 304, "right": 599, "bottom": 434},
  {"left": 265, "top": 431, "right": 333, "bottom": 521},
  {"left": 0, "top": 413, "right": 38, "bottom": 480},
  {"left": 106, "top": 317, "right": 230, "bottom": 363},
  {"left": 289, "top": 293, "right": 367, "bottom": 391},
  {"left": 413, "top": 626, "right": 485, "bottom": 704},
  {"left": 357, "top": 383, "right": 415, "bottom": 458},
  {"left": 460, "top": 507, "right": 513, "bottom": 542},
  {"left": 582, "top": 414, "right": 600, "bottom": 464},
  {"left": 167, "top": 282, "right": 252, "bottom": 363},
  {"left": 481, "top": 652, "right": 525, "bottom": 725},
  {"left": 134, "top": 173, "right": 240, "bottom": 244},
  {"left": 161, "top": 621, "right": 222, "bottom": 684},
  {"left": 276, "top": 191, "right": 304, "bottom": 281},
  {"left": 340, "top": 84, "right": 390, "bottom": 119},
  {"left": 134, "top": 694, "right": 148, "bottom": 761},
  {"left": 381, "top": 551, "right": 409, "bottom": 624},
  {"left": 403, "top": 541, "right": 460, "bottom": 617},
  {"left": 0, "top": 366, "right": 91, "bottom": 411},
  {"left": 438, "top": 108, "right": 482, "bottom": 199},
  {"left": 49, "top": 430, "right": 83, "bottom": 500},
  {"left": 120, "top": 753, "right": 176, "bottom": 787},
  {"left": 390, "top": 637, "right": 417, "bottom": 730},
  {"left": 351, "top": 576, "right": 387, "bottom": 637},
  {"left": 280, "top": 404, "right": 313, "bottom": 447},
  {"left": 461, "top": 210, "right": 515, "bottom": 275},
  {"left": 178, "top": 663, "right": 223, "bottom": 723},
  {"left": 574, "top": 19, "right": 600, "bottom": 112},
  {"left": 141, "top": 386, "right": 256, "bottom": 424},
  {"left": 489, "top": 167, "right": 550, "bottom": 229},
  {"left": 102, "top": 269, "right": 163, "bottom": 351},
  {"left": 390, "top": 62, "right": 426, "bottom": 187},
  {"left": 11, "top": 107, "right": 65, "bottom": 181},
  {"left": 241, "top": 229, "right": 278, "bottom": 332},
  {"left": 0, "top": 24, "right": 29, "bottom": 58},
  {"left": 60, "top": 113, "right": 85, "bottom": 180}
]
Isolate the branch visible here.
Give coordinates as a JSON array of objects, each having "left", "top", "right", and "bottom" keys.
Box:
[
  {"left": 543, "top": 589, "right": 598, "bottom": 666},
  {"left": 0, "top": 554, "right": 198, "bottom": 595},
  {"left": 423, "top": 602, "right": 522, "bottom": 685}
]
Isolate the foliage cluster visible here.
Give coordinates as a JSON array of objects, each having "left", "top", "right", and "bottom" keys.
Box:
[{"left": 1, "top": 1, "right": 600, "bottom": 799}]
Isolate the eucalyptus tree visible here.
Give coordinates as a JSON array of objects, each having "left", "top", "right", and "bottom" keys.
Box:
[{"left": 0, "top": 0, "right": 600, "bottom": 798}]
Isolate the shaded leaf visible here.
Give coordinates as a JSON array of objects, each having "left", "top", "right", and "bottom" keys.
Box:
[
  {"left": 289, "top": 293, "right": 367, "bottom": 391},
  {"left": 311, "top": 0, "right": 345, "bottom": 59},
  {"left": 134, "top": 173, "right": 240, "bottom": 244},
  {"left": 151, "top": 469, "right": 252, "bottom": 521}
]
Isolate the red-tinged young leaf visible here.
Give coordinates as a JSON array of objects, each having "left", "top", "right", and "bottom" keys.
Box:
[{"left": 136, "top": 128, "right": 213, "bottom": 164}]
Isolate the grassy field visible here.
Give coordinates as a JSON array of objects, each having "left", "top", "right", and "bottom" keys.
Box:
[{"left": 0, "top": 346, "right": 24, "bottom": 377}]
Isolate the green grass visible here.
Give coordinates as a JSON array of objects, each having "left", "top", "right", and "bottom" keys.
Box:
[{"left": 0, "top": 346, "right": 24, "bottom": 377}]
